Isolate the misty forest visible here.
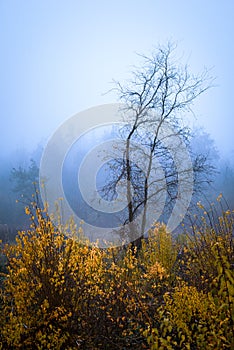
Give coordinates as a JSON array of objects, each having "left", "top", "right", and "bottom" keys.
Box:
[{"left": 0, "top": 44, "right": 234, "bottom": 349}]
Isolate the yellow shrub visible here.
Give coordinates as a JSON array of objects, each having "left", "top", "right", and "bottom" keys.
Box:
[{"left": 0, "top": 204, "right": 233, "bottom": 349}]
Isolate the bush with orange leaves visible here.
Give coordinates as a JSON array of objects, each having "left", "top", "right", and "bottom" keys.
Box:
[
  {"left": 0, "top": 206, "right": 174, "bottom": 349},
  {"left": 0, "top": 202, "right": 233, "bottom": 349}
]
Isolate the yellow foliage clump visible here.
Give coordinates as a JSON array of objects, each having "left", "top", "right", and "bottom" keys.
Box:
[{"left": 0, "top": 204, "right": 233, "bottom": 349}]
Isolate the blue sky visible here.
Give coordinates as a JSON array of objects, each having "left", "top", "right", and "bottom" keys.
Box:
[{"left": 1, "top": 0, "right": 233, "bottom": 158}]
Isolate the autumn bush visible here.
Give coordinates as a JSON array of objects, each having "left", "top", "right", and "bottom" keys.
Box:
[
  {"left": 144, "top": 202, "right": 234, "bottom": 349},
  {"left": 0, "top": 202, "right": 233, "bottom": 349}
]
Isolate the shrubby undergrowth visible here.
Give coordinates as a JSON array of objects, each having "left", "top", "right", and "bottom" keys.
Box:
[{"left": 0, "top": 202, "right": 233, "bottom": 349}]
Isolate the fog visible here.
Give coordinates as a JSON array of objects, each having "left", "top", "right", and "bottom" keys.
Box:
[
  {"left": 0, "top": 1, "right": 234, "bottom": 238},
  {"left": 1, "top": 1, "right": 234, "bottom": 156}
]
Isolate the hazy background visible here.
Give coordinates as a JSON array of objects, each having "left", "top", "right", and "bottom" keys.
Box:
[
  {"left": 0, "top": 0, "right": 233, "bottom": 237},
  {"left": 1, "top": 0, "right": 233, "bottom": 159}
]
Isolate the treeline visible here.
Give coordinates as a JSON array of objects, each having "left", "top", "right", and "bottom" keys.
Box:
[
  {"left": 0, "top": 203, "right": 233, "bottom": 349},
  {"left": 0, "top": 141, "right": 234, "bottom": 243},
  {"left": 0, "top": 146, "right": 42, "bottom": 240}
]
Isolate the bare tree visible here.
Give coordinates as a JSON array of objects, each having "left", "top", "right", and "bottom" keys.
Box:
[{"left": 101, "top": 43, "right": 214, "bottom": 249}]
